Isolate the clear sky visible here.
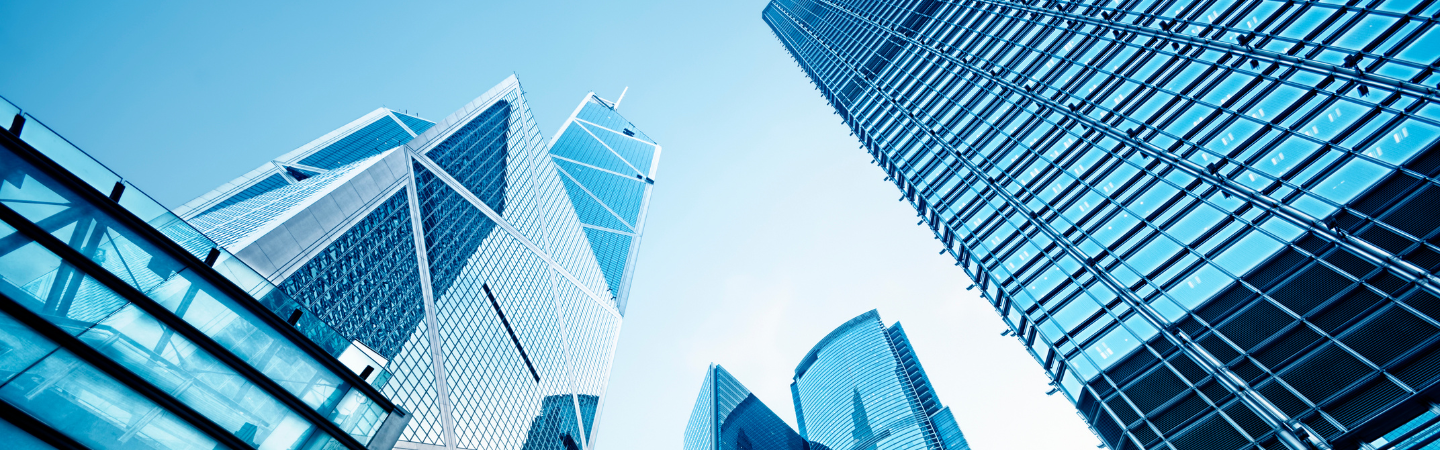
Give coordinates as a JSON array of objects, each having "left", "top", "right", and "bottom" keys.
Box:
[{"left": 0, "top": 1, "right": 1100, "bottom": 449}]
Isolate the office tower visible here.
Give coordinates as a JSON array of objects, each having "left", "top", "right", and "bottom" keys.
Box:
[
  {"left": 0, "top": 97, "right": 407, "bottom": 449},
  {"left": 545, "top": 91, "right": 660, "bottom": 311},
  {"left": 175, "top": 76, "right": 660, "bottom": 450},
  {"left": 520, "top": 394, "right": 599, "bottom": 450},
  {"left": 684, "top": 364, "right": 809, "bottom": 450},
  {"left": 764, "top": 0, "right": 1440, "bottom": 449},
  {"left": 791, "top": 310, "right": 970, "bottom": 450}
]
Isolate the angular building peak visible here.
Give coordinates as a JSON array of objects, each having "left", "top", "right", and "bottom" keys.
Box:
[
  {"left": 175, "top": 106, "right": 436, "bottom": 220},
  {"left": 548, "top": 91, "right": 661, "bottom": 312},
  {"left": 164, "top": 75, "right": 658, "bottom": 450},
  {"left": 685, "top": 364, "right": 810, "bottom": 450}
]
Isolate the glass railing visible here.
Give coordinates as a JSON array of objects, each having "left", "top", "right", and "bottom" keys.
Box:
[
  {"left": 0, "top": 99, "right": 18, "bottom": 129},
  {"left": 0, "top": 94, "right": 394, "bottom": 446},
  {"left": 0, "top": 95, "right": 390, "bottom": 386}
]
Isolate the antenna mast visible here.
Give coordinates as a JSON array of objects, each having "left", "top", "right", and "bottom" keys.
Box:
[{"left": 614, "top": 87, "right": 629, "bottom": 109}]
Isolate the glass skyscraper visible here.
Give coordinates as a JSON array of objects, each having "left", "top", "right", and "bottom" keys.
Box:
[
  {"left": 174, "top": 76, "right": 660, "bottom": 450},
  {"left": 684, "top": 363, "right": 810, "bottom": 450},
  {"left": 791, "top": 310, "right": 970, "bottom": 450},
  {"left": 0, "top": 97, "right": 407, "bottom": 449},
  {"left": 764, "top": 0, "right": 1440, "bottom": 449}
]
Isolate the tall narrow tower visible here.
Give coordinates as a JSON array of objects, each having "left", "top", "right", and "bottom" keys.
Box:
[
  {"left": 764, "top": 0, "right": 1440, "bottom": 448},
  {"left": 177, "top": 76, "right": 660, "bottom": 450}
]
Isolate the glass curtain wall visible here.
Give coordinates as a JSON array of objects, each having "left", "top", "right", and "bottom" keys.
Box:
[
  {"left": 763, "top": 0, "right": 1440, "bottom": 449},
  {"left": 790, "top": 311, "right": 969, "bottom": 450},
  {"left": 684, "top": 364, "right": 809, "bottom": 450}
]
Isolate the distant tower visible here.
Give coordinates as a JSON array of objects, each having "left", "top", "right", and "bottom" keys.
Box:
[
  {"left": 684, "top": 364, "right": 810, "bottom": 450},
  {"left": 791, "top": 310, "right": 970, "bottom": 450},
  {"left": 176, "top": 76, "right": 660, "bottom": 450}
]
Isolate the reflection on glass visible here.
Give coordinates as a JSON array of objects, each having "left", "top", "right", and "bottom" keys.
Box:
[
  {"left": 791, "top": 311, "right": 969, "bottom": 450},
  {"left": 0, "top": 348, "right": 218, "bottom": 450},
  {"left": 147, "top": 273, "right": 346, "bottom": 413},
  {"left": 519, "top": 394, "right": 595, "bottom": 450},
  {"left": 1, "top": 143, "right": 385, "bottom": 444},
  {"left": 0, "top": 309, "right": 58, "bottom": 386},
  {"left": 684, "top": 365, "right": 804, "bottom": 450},
  {"left": 0, "top": 235, "right": 129, "bottom": 335},
  {"left": 330, "top": 387, "right": 387, "bottom": 445},
  {"left": 80, "top": 304, "right": 318, "bottom": 450}
]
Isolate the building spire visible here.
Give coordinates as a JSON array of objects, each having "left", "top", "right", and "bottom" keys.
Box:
[{"left": 614, "top": 86, "right": 629, "bottom": 109}]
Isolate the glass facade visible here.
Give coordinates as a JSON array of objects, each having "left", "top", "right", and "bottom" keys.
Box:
[
  {"left": 518, "top": 394, "right": 598, "bottom": 450},
  {"left": 547, "top": 95, "right": 660, "bottom": 312},
  {"left": 791, "top": 310, "right": 970, "bottom": 450},
  {"left": 175, "top": 77, "right": 659, "bottom": 450},
  {"left": 0, "top": 97, "right": 405, "bottom": 449},
  {"left": 684, "top": 364, "right": 809, "bottom": 450},
  {"left": 763, "top": 0, "right": 1440, "bottom": 448}
]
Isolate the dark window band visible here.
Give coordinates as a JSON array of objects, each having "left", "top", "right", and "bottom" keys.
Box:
[{"left": 483, "top": 283, "right": 540, "bottom": 383}]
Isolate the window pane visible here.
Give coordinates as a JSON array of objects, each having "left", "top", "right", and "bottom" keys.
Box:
[
  {"left": 0, "top": 349, "right": 219, "bottom": 450},
  {"left": 0, "top": 309, "right": 58, "bottom": 385},
  {"left": 0, "top": 416, "right": 57, "bottom": 450},
  {"left": 79, "top": 304, "right": 318, "bottom": 450}
]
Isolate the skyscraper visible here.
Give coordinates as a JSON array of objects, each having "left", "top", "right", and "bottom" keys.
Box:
[
  {"left": 176, "top": 76, "right": 660, "bottom": 450},
  {"left": 764, "top": 1, "right": 1440, "bottom": 449},
  {"left": 684, "top": 364, "right": 810, "bottom": 450},
  {"left": 791, "top": 310, "right": 970, "bottom": 450},
  {"left": 0, "top": 97, "right": 406, "bottom": 449}
]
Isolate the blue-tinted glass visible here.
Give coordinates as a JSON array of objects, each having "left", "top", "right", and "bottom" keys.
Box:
[
  {"left": 392, "top": 111, "right": 436, "bottom": 136},
  {"left": 278, "top": 189, "right": 424, "bottom": 359},
  {"left": 577, "top": 121, "right": 656, "bottom": 175},
  {"left": 79, "top": 304, "right": 319, "bottom": 449},
  {"left": 0, "top": 292, "right": 59, "bottom": 385},
  {"left": 414, "top": 162, "right": 501, "bottom": 298},
  {"left": 0, "top": 416, "right": 56, "bottom": 450},
  {"left": 424, "top": 101, "right": 509, "bottom": 214},
  {"left": 518, "top": 394, "right": 595, "bottom": 450},
  {"left": 196, "top": 173, "right": 290, "bottom": 216},
  {"left": 551, "top": 125, "right": 637, "bottom": 176},
  {"left": 553, "top": 159, "right": 645, "bottom": 225},
  {"left": 556, "top": 169, "right": 634, "bottom": 232},
  {"left": 764, "top": 0, "right": 1440, "bottom": 447},
  {"left": 138, "top": 77, "right": 660, "bottom": 450},
  {"left": 379, "top": 315, "right": 444, "bottom": 445},
  {"left": 2, "top": 122, "right": 399, "bottom": 448},
  {"left": 187, "top": 159, "right": 376, "bottom": 248},
  {"left": 582, "top": 227, "right": 631, "bottom": 295},
  {"left": 930, "top": 408, "right": 970, "bottom": 450},
  {"left": 685, "top": 365, "right": 808, "bottom": 450},
  {"left": 576, "top": 102, "right": 653, "bottom": 144},
  {"left": 299, "top": 116, "right": 413, "bottom": 170},
  {"left": 0, "top": 347, "right": 220, "bottom": 450},
  {"left": 684, "top": 368, "right": 716, "bottom": 450},
  {"left": 792, "top": 311, "right": 958, "bottom": 450}
]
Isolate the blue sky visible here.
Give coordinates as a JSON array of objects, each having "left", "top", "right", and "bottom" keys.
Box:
[{"left": 0, "top": 1, "right": 1098, "bottom": 449}]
